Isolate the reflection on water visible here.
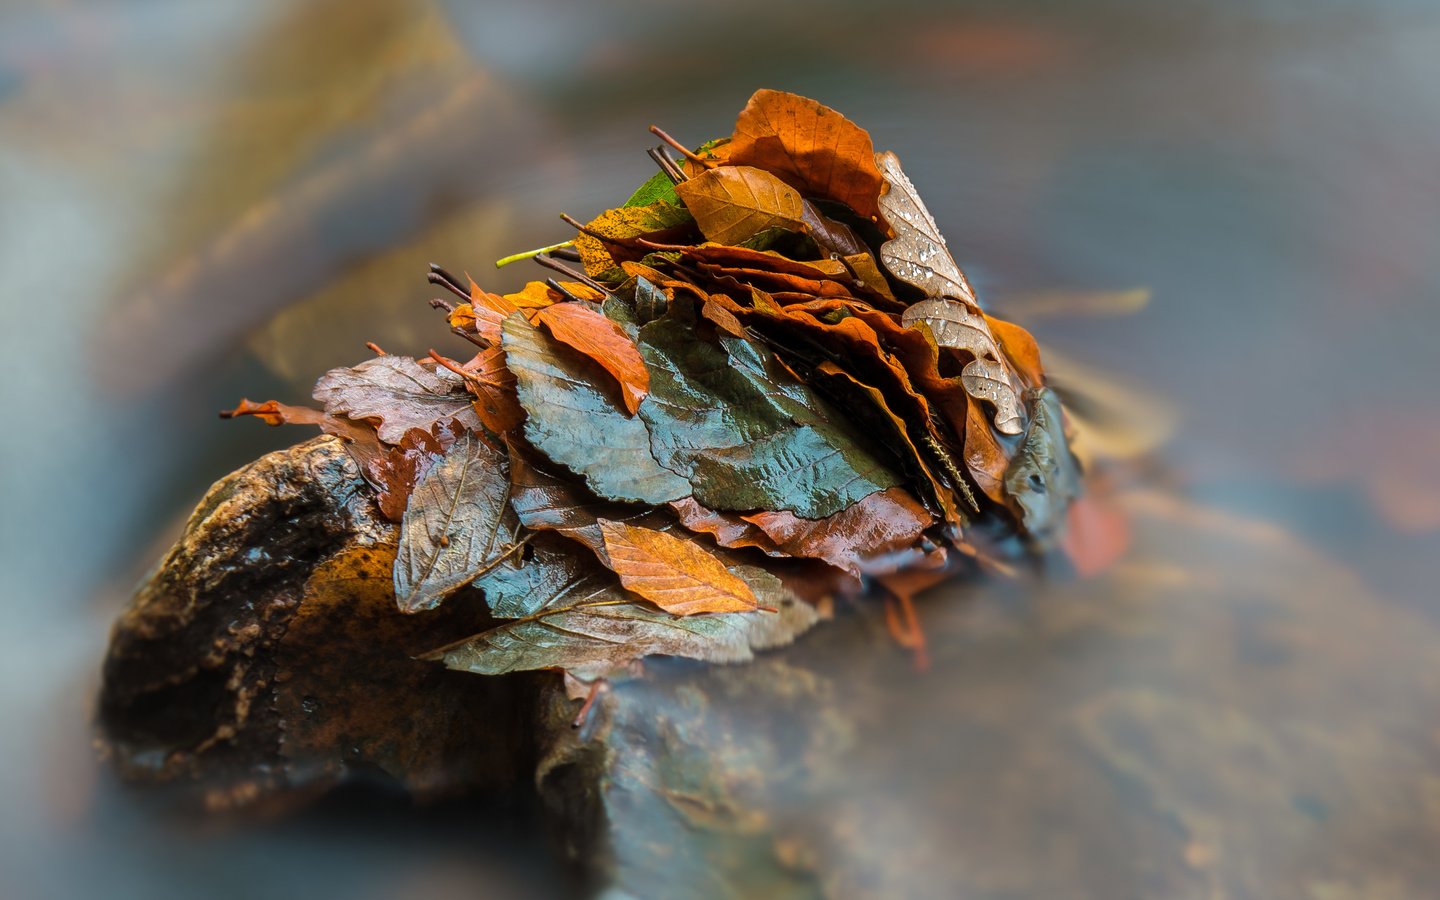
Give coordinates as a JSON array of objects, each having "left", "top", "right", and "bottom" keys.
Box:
[{"left": 2, "top": 0, "right": 1438, "bottom": 896}]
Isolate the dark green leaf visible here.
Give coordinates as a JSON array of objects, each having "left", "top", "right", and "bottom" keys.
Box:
[
  {"left": 636, "top": 299, "right": 903, "bottom": 517},
  {"left": 502, "top": 312, "right": 690, "bottom": 505}
]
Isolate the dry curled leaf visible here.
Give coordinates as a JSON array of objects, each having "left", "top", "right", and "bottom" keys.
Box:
[{"left": 598, "top": 519, "right": 760, "bottom": 615}]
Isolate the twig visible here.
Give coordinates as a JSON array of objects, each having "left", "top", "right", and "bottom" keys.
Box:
[
  {"left": 649, "top": 124, "right": 714, "bottom": 169},
  {"left": 647, "top": 147, "right": 686, "bottom": 185},
  {"left": 495, "top": 240, "right": 576, "bottom": 269}
]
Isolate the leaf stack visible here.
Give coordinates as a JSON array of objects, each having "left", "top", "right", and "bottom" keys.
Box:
[{"left": 223, "top": 90, "right": 1083, "bottom": 680}]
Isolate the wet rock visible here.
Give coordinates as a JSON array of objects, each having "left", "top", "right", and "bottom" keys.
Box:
[{"left": 97, "top": 437, "right": 540, "bottom": 812}]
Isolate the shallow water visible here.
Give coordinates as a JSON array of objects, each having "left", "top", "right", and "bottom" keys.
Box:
[{"left": 2, "top": 0, "right": 1439, "bottom": 897}]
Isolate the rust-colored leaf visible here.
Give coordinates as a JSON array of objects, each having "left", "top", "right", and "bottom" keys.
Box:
[
  {"left": 312, "top": 355, "right": 482, "bottom": 443},
  {"left": 461, "top": 346, "right": 525, "bottom": 434},
  {"left": 744, "top": 487, "right": 933, "bottom": 577},
  {"left": 676, "top": 165, "right": 806, "bottom": 246},
  {"left": 536, "top": 302, "right": 650, "bottom": 415},
  {"left": 468, "top": 278, "right": 520, "bottom": 343},
  {"left": 727, "top": 89, "right": 885, "bottom": 224},
  {"left": 986, "top": 313, "right": 1046, "bottom": 389},
  {"left": 220, "top": 398, "right": 384, "bottom": 481},
  {"left": 598, "top": 519, "right": 760, "bottom": 615},
  {"left": 368, "top": 418, "right": 465, "bottom": 522},
  {"left": 670, "top": 497, "right": 782, "bottom": 555}
]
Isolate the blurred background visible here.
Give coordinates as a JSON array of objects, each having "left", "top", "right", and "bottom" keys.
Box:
[{"left": 2, "top": 0, "right": 1439, "bottom": 897}]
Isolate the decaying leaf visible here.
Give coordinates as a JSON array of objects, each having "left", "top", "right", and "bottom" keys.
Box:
[
  {"left": 313, "top": 355, "right": 481, "bottom": 443},
  {"left": 574, "top": 199, "right": 695, "bottom": 279},
  {"left": 727, "top": 89, "right": 886, "bottom": 225},
  {"left": 1004, "top": 388, "right": 1081, "bottom": 536},
  {"left": 598, "top": 519, "right": 759, "bottom": 615},
  {"left": 875, "top": 150, "right": 974, "bottom": 302},
  {"left": 502, "top": 312, "right": 689, "bottom": 505},
  {"left": 219, "top": 398, "right": 385, "bottom": 480},
  {"left": 743, "top": 486, "right": 933, "bottom": 578},
  {"left": 394, "top": 429, "right": 516, "bottom": 612},
  {"left": 369, "top": 418, "right": 463, "bottom": 522},
  {"left": 535, "top": 302, "right": 650, "bottom": 415},
  {"left": 902, "top": 298, "right": 1026, "bottom": 436},
  {"left": 676, "top": 165, "right": 807, "bottom": 246}
]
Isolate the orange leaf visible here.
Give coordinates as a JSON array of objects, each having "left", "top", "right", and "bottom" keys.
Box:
[
  {"left": 986, "top": 314, "right": 1046, "bottom": 389},
  {"left": 675, "top": 165, "right": 807, "bottom": 245},
  {"left": 727, "top": 89, "right": 886, "bottom": 225},
  {"left": 468, "top": 278, "right": 519, "bottom": 344},
  {"left": 462, "top": 346, "right": 525, "bottom": 433},
  {"left": 597, "top": 519, "right": 759, "bottom": 615},
  {"left": 535, "top": 302, "right": 650, "bottom": 415},
  {"left": 1060, "top": 493, "right": 1131, "bottom": 578},
  {"left": 502, "top": 280, "right": 559, "bottom": 310}
]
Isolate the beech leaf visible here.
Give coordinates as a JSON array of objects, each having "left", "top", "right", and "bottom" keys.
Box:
[
  {"left": 742, "top": 486, "right": 932, "bottom": 578},
  {"left": 573, "top": 199, "right": 694, "bottom": 279},
  {"left": 313, "top": 355, "right": 481, "bottom": 443},
  {"left": 675, "top": 165, "right": 807, "bottom": 246},
  {"left": 502, "top": 312, "right": 690, "bottom": 505},
  {"left": 727, "top": 89, "right": 886, "bottom": 224},
  {"left": 394, "top": 429, "right": 515, "bottom": 613},
  {"left": 597, "top": 519, "right": 759, "bottom": 615},
  {"left": 423, "top": 546, "right": 818, "bottom": 677},
  {"left": 875, "top": 150, "right": 974, "bottom": 302},
  {"left": 535, "top": 302, "right": 650, "bottom": 415},
  {"left": 637, "top": 299, "right": 902, "bottom": 518}
]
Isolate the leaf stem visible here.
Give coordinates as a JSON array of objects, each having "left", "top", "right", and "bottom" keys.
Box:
[
  {"left": 649, "top": 125, "right": 714, "bottom": 169},
  {"left": 494, "top": 240, "right": 576, "bottom": 269}
]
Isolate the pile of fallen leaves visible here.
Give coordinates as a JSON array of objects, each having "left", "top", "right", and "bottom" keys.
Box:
[{"left": 224, "top": 90, "right": 1081, "bottom": 681}]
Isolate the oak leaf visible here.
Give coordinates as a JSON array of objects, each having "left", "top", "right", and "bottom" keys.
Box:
[
  {"left": 598, "top": 519, "right": 759, "bottom": 615},
  {"left": 874, "top": 150, "right": 974, "bottom": 302},
  {"left": 902, "top": 297, "right": 1026, "bottom": 435}
]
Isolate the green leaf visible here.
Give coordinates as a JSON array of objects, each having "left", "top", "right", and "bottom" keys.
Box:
[
  {"left": 394, "top": 430, "right": 516, "bottom": 613},
  {"left": 623, "top": 170, "right": 680, "bottom": 208},
  {"left": 636, "top": 299, "right": 903, "bottom": 517},
  {"left": 502, "top": 312, "right": 690, "bottom": 505},
  {"left": 1004, "top": 387, "right": 1081, "bottom": 536}
]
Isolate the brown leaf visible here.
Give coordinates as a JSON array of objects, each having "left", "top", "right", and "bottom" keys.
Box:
[
  {"left": 986, "top": 313, "right": 1046, "bottom": 389},
  {"left": 467, "top": 278, "right": 520, "bottom": 343},
  {"left": 743, "top": 487, "right": 933, "bottom": 578},
  {"left": 598, "top": 519, "right": 760, "bottom": 615},
  {"left": 312, "top": 355, "right": 481, "bottom": 443},
  {"left": 670, "top": 497, "right": 782, "bottom": 555},
  {"left": 536, "top": 302, "right": 650, "bottom": 415},
  {"left": 220, "top": 398, "right": 384, "bottom": 482},
  {"left": 675, "top": 165, "right": 807, "bottom": 246},
  {"left": 462, "top": 346, "right": 525, "bottom": 434},
  {"left": 875, "top": 150, "right": 974, "bottom": 302},
  {"left": 368, "top": 418, "right": 465, "bottom": 522},
  {"left": 727, "top": 89, "right": 885, "bottom": 224}
]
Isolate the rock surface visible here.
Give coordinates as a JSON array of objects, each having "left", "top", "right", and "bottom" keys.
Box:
[{"left": 100, "top": 439, "right": 1440, "bottom": 898}]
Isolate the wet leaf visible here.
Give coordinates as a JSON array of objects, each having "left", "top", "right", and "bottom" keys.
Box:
[
  {"left": 675, "top": 165, "right": 807, "bottom": 246},
  {"left": 394, "top": 428, "right": 516, "bottom": 612},
  {"left": 743, "top": 487, "right": 933, "bottom": 577},
  {"left": 424, "top": 547, "right": 818, "bottom": 676},
  {"left": 369, "top": 418, "right": 464, "bottom": 522},
  {"left": 1004, "top": 388, "right": 1081, "bottom": 536},
  {"left": 670, "top": 497, "right": 782, "bottom": 555},
  {"left": 536, "top": 302, "right": 650, "bottom": 415},
  {"left": 598, "top": 519, "right": 760, "bottom": 615},
  {"left": 313, "top": 354, "right": 481, "bottom": 443},
  {"left": 637, "top": 299, "right": 902, "bottom": 517},
  {"left": 465, "top": 278, "right": 521, "bottom": 343},
  {"left": 462, "top": 346, "right": 525, "bottom": 434},
  {"left": 875, "top": 150, "right": 974, "bottom": 302},
  {"left": 502, "top": 312, "right": 690, "bottom": 505},
  {"left": 727, "top": 89, "right": 885, "bottom": 224},
  {"left": 902, "top": 298, "right": 1026, "bottom": 435}
]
